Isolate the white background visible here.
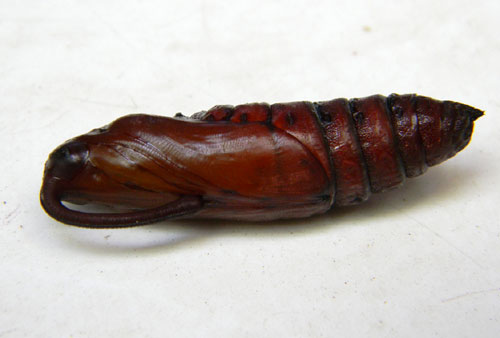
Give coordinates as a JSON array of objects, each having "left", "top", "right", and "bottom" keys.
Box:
[{"left": 1, "top": 0, "right": 499, "bottom": 337}]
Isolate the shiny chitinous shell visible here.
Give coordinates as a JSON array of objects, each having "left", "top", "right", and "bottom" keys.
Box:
[{"left": 40, "top": 94, "right": 482, "bottom": 228}]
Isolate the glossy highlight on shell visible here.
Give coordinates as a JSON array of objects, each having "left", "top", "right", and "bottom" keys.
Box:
[{"left": 40, "top": 94, "right": 483, "bottom": 228}]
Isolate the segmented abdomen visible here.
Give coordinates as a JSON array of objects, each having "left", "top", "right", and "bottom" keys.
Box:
[{"left": 191, "top": 94, "right": 482, "bottom": 207}]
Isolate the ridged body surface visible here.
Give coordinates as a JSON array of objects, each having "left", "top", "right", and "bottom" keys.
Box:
[{"left": 40, "top": 94, "right": 482, "bottom": 227}]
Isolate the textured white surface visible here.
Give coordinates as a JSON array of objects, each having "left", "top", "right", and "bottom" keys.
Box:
[{"left": 1, "top": 0, "right": 499, "bottom": 337}]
